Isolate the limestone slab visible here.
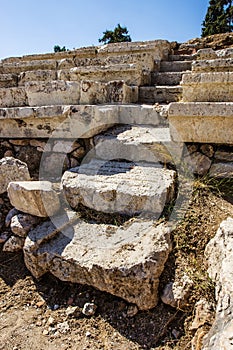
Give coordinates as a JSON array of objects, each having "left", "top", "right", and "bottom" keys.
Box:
[
  {"left": 182, "top": 71, "right": 233, "bottom": 102},
  {"left": 203, "top": 218, "right": 233, "bottom": 350},
  {"left": 0, "top": 87, "right": 27, "bottom": 108},
  {"left": 0, "top": 157, "right": 30, "bottom": 194},
  {"left": 25, "top": 81, "right": 80, "bottom": 106},
  {"left": 79, "top": 80, "right": 138, "bottom": 105},
  {"left": 192, "top": 58, "right": 233, "bottom": 72},
  {"left": 94, "top": 125, "right": 172, "bottom": 163},
  {"left": 0, "top": 59, "right": 57, "bottom": 74},
  {"left": 58, "top": 64, "right": 148, "bottom": 86},
  {"left": 18, "top": 70, "right": 57, "bottom": 85},
  {"left": 7, "top": 181, "right": 60, "bottom": 217},
  {"left": 168, "top": 102, "right": 233, "bottom": 144},
  {"left": 0, "top": 73, "right": 18, "bottom": 88},
  {"left": 0, "top": 104, "right": 166, "bottom": 139},
  {"left": 139, "top": 86, "right": 182, "bottom": 104},
  {"left": 61, "top": 159, "right": 176, "bottom": 216},
  {"left": 23, "top": 210, "right": 172, "bottom": 310}
]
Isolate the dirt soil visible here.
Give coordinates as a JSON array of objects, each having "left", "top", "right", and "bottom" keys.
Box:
[{"left": 1, "top": 177, "right": 233, "bottom": 350}]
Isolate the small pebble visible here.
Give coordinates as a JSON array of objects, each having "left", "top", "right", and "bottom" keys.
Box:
[
  {"left": 82, "top": 302, "right": 97, "bottom": 316},
  {"left": 53, "top": 304, "right": 59, "bottom": 310},
  {"left": 86, "top": 331, "right": 91, "bottom": 337},
  {"left": 43, "top": 329, "right": 49, "bottom": 336}
]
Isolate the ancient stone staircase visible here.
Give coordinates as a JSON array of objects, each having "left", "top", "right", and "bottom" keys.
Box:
[
  {"left": 139, "top": 53, "right": 193, "bottom": 104},
  {"left": 0, "top": 41, "right": 233, "bottom": 318}
]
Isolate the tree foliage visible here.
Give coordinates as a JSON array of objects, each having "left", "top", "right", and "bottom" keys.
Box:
[
  {"left": 202, "top": 0, "right": 233, "bottom": 37},
  {"left": 54, "top": 45, "right": 67, "bottom": 53},
  {"left": 99, "top": 24, "right": 132, "bottom": 44}
]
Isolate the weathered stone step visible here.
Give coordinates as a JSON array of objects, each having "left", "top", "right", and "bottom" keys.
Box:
[
  {"left": 160, "top": 61, "right": 192, "bottom": 72},
  {"left": 151, "top": 71, "right": 186, "bottom": 85},
  {"left": 139, "top": 85, "right": 182, "bottom": 104},
  {"left": 0, "top": 104, "right": 166, "bottom": 138},
  {"left": 192, "top": 58, "right": 233, "bottom": 72},
  {"left": 0, "top": 59, "right": 57, "bottom": 74},
  {"left": 168, "top": 102, "right": 233, "bottom": 144},
  {"left": 94, "top": 124, "right": 172, "bottom": 163},
  {"left": 168, "top": 54, "right": 194, "bottom": 61},
  {"left": 24, "top": 209, "right": 172, "bottom": 310},
  {"left": 58, "top": 63, "right": 150, "bottom": 86},
  {"left": 0, "top": 80, "right": 138, "bottom": 108},
  {"left": 0, "top": 73, "right": 18, "bottom": 88},
  {"left": 62, "top": 159, "right": 176, "bottom": 216},
  {"left": 182, "top": 71, "right": 233, "bottom": 102}
]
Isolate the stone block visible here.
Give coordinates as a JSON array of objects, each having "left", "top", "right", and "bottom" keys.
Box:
[
  {"left": 23, "top": 209, "right": 172, "bottom": 310},
  {"left": 0, "top": 104, "right": 165, "bottom": 139},
  {"left": 61, "top": 159, "right": 176, "bottom": 216},
  {"left": 25, "top": 80, "right": 80, "bottom": 106},
  {"left": 203, "top": 218, "right": 233, "bottom": 350},
  {"left": 58, "top": 63, "right": 148, "bottom": 86},
  {"left": 168, "top": 102, "right": 233, "bottom": 144},
  {"left": 0, "top": 59, "right": 57, "bottom": 74},
  {"left": 182, "top": 72, "right": 233, "bottom": 102},
  {"left": 94, "top": 125, "right": 172, "bottom": 163},
  {"left": 7, "top": 181, "right": 60, "bottom": 217},
  {"left": 0, "top": 73, "right": 18, "bottom": 88},
  {"left": 0, "top": 87, "right": 27, "bottom": 107},
  {"left": 0, "top": 157, "right": 30, "bottom": 194},
  {"left": 192, "top": 58, "right": 233, "bottom": 72},
  {"left": 79, "top": 80, "right": 138, "bottom": 104},
  {"left": 18, "top": 70, "right": 57, "bottom": 85},
  {"left": 209, "top": 163, "right": 233, "bottom": 178}
]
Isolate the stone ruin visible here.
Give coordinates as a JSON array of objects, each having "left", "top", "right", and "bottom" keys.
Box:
[{"left": 0, "top": 39, "right": 232, "bottom": 349}]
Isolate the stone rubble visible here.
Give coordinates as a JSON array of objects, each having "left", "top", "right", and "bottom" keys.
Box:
[
  {"left": 7, "top": 181, "right": 60, "bottom": 217},
  {"left": 202, "top": 218, "right": 233, "bottom": 350},
  {"left": 0, "top": 157, "right": 31, "bottom": 194},
  {"left": 0, "top": 39, "right": 232, "bottom": 346}
]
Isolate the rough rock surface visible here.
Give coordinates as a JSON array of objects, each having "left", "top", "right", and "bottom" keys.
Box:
[
  {"left": 94, "top": 125, "right": 172, "bottom": 164},
  {"left": 168, "top": 102, "right": 233, "bottom": 144},
  {"left": 10, "top": 213, "right": 41, "bottom": 237},
  {"left": 7, "top": 181, "right": 60, "bottom": 217},
  {"left": 161, "top": 273, "right": 193, "bottom": 308},
  {"left": 23, "top": 210, "right": 172, "bottom": 310},
  {"left": 0, "top": 104, "right": 166, "bottom": 139},
  {"left": 0, "top": 157, "right": 31, "bottom": 194},
  {"left": 61, "top": 159, "right": 176, "bottom": 216},
  {"left": 3, "top": 235, "right": 25, "bottom": 252},
  {"left": 203, "top": 217, "right": 233, "bottom": 350}
]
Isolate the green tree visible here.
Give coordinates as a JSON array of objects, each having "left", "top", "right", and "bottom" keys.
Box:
[
  {"left": 202, "top": 0, "right": 233, "bottom": 37},
  {"left": 99, "top": 24, "right": 132, "bottom": 44},
  {"left": 54, "top": 45, "right": 67, "bottom": 53}
]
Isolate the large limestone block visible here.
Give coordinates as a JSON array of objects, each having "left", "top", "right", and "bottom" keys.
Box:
[
  {"left": 97, "top": 40, "right": 171, "bottom": 62},
  {"left": 0, "top": 59, "right": 57, "bottom": 74},
  {"left": 192, "top": 58, "right": 233, "bottom": 72},
  {"left": 94, "top": 125, "right": 172, "bottom": 163},
  {"left": 23, "top": 210, "right": 172, "bottom": 310},
  {"left": 18, "top": 70, "right": 57, "bottom": 85},
  {"left": 168, "top": 102, "right": 233, "bottom": 144},
  {"left": 25, "top": 81, "right": 80, "bottom": 106},
  {"left": 7, "top": 181, "right": 60, "bottom": 217},
  {"left": 0, "top": 73, "right": 18, "bottom": 88},
  {"left": 0, "top": 157, "right": 30, "bottom": 194},
  {"left": 79, "top": 80, "right": 138, "bottom": 104},
  {"left": 209, "top": 162, "right": 233, "bottom": 178},
  {"left": 182, "top": 72, "right": 233, "bottom": 102},
  {"left": 61, "top": 159, "right": 176, "bottom": 216},
  {"left": 58, "top": 64, "right": 148, "bottom": 86},
  {"left": 0, "top": 87, "right": 27, "bottom": 108},
  {"left": 203, "top": 218, "right": 233, "bottom": 350},
  {"left": 0, "top": 104, "right": 166, "bottom": 139}
]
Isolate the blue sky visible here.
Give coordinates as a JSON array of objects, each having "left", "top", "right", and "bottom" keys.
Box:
[{"left": 0, "top": 0, "right": 209, "bottom": 59}]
